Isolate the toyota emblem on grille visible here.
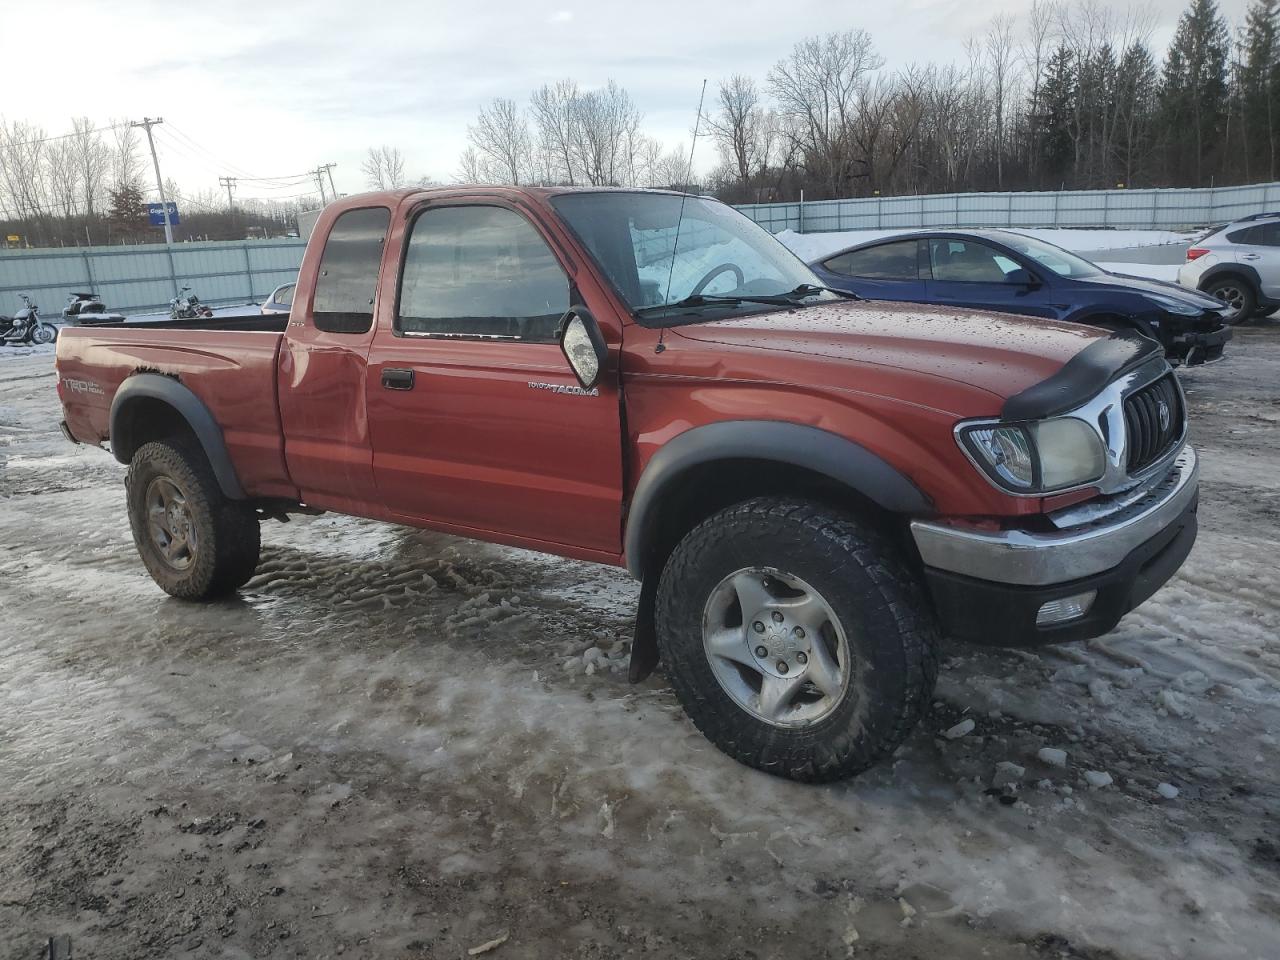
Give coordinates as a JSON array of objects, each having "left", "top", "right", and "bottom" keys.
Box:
[{"left": 1157, "top": 399, "right": 1171, "bottom": 432}]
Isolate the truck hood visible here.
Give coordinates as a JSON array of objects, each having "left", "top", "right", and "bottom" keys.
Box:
[{"left": 670, "top": 299, "right": 1114, "bottom": 414}]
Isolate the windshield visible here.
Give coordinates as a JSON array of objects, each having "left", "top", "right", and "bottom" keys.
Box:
[
  {"left": 996, "top": 233, "right": 1103, "bottom": 278},
  {"left": 551, "top": 191, "right": 833, "bottom": 321}
]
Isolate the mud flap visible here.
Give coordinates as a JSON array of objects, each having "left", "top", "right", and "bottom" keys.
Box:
[{"left": 628, "top": 575, "right": 660, "bottom": 683}]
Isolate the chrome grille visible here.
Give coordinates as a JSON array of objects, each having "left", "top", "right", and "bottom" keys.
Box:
[{"left": 1124, "top": 374, "right": 1183, "bottom": 473}]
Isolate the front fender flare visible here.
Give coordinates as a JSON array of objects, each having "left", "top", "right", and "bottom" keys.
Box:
[
  {"left": 109, "top": 373, "right": 246, "bottom": 500},
  {"left": 623, "top": 420, "right": 931, "bottom": 580}
]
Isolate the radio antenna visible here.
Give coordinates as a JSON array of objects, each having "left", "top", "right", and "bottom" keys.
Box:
[{"left": 661, "top": 78, "right": 708, "bottom": 320}]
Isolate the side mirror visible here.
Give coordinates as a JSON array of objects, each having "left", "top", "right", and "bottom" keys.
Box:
[
  {"left": 1006, "top": 268, "right": 1041, "bottom": 289},
  {"left": 558, "top": 308, "right": 608, "bottom": 390}
]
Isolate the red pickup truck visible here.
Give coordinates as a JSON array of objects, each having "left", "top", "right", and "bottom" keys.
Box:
[{"left": 55, "top": 187, "right": 1199, "bottom": 782}]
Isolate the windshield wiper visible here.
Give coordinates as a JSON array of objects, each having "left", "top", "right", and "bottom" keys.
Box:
[
  {"left": 785, "top": 283, "right": 859, "bottom": 301},
  {"left": 634, "top": 283, "right": 858, "bottom": 318},
  {"left": 634, "top": 292, "right": 798, "bottom": 316}
]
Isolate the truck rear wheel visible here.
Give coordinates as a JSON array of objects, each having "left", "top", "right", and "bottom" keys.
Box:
[
  {"left": 126, "top": 439, "right": 261, "bottom": 600},
  {"left": 655, "top": 498, "right": 939, "bottom": 782}
]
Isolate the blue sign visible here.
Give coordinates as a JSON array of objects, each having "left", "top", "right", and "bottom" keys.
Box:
[{"left": 147, "top": 202, "right": 180, "bottom": 226}]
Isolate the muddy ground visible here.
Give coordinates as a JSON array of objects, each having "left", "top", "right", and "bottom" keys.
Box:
[{"left": 1, "top": 326, "right": 1278, "bottom": 960}]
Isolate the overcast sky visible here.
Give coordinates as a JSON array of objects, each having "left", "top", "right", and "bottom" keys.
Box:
[{"left": 6, "top": 0, "right": 1257, "bottom": 202}]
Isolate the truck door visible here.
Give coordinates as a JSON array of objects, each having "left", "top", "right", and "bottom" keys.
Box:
[
  {"left": 278, "top": 205, "right": 391, "bottom": 517},
  {"left": 365, "top": 201, "right": 624, "bottom": 557}
]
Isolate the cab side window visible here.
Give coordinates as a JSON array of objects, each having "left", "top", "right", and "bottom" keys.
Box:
[
  {"left": 313, "top": 207, "right": 390, "bottom": 334},
  {"left": 397, "top": 205, "right": 569, "bottom": 342},
  {"left": 823, "top": 241, "right": 919, "bottom": 280}
]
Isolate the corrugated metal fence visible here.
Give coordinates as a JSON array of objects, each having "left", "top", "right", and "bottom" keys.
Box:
[
  {"left": 738, "top": 181, "right": 1280, "bottom": 234},
  {"left": 4, "top": 181, "right": 1279, "bottom": 315},
  {"left": 0, "top": 238, "right": 306, "bottom": 317}
]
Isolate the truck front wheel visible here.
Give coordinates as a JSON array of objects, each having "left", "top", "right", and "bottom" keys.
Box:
[
  {"left": 655, "top": 498, "right": 939, "bottom": 782},
  {"left": 126, "top": 439, "right": 261, "bottom": 600}
]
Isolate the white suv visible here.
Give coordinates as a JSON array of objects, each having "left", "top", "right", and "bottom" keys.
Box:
[{"left": 1178, "top": 213, "right": 1280, "bottom": 323}]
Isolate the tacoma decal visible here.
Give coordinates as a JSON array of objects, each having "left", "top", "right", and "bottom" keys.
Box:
[{"left": 527, "top": 381, "right": 599, "bottom": 397}]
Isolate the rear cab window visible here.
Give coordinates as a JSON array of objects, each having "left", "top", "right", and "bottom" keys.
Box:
[{"left": 313, "top": 207, "right": 391, "bottom": 334}]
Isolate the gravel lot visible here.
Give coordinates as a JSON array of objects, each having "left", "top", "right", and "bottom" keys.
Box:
[{"left": 1, "top": 325, "right": 1278, "bottom": 960}]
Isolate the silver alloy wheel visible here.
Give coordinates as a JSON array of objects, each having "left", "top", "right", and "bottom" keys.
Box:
[
  {"left": 32, "top": 324, "right": 55, "bottom": 345},
  {"left": 145, "top": 476, "right": 197, "bottom": 570},
  {"left": 1210, "top": 283, "right": 1245, "bottom": 318},
  {"left": 702, "top": 566, "right": 850, "bottom": 727}
]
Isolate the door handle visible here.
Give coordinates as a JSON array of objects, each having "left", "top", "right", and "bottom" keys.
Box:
[
  {"left": 381, "top": 367, "right": 415, "bottom": 390},
  {"left": 1241, "top": 253, "right": 1261, "bottom": 261}
]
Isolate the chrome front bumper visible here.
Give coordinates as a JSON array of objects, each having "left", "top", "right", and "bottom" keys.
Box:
[{"left": 910, "top": 446, "right": 1199, "bottom": 587}]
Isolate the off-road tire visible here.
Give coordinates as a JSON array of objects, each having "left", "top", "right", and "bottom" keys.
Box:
[
  {"left": 1203, "top": 277, "right": 1257, "bottom": 325},
  {"left": 655, "top": 497, "right": 939, "bottom": 782},
  {"left": 126, "top": 438, "right": 261, "bottom": 600}
]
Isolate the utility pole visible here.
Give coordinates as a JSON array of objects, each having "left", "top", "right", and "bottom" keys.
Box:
[
  {"left": 131, "top": 117, "right": 173, "bottom": 245},
  {"left": 321, "top": 163, "right": 337, "bottom": 197},
  {"left": 219, "top": 176, "right": 237, "bottom": 213},
  {"left": 313, "top": 167, "right": 328, "bottom": 204}
]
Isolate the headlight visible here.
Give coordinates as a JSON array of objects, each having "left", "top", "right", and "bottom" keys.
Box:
[
  {"left": 1144, "top": 292, "right": 1203, "bottom": 317},
  {"left": 959, "top": 418, "right": 1106, "bottom": 494}
]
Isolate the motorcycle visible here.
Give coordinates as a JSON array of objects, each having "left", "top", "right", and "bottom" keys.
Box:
[
  {"left": 62, "top": 292, "right": 126, "bottom": 325},
  {"left": 1, "top": 295, "right": 59, "bottom": 346},
  {"left": 170, "top": 287, "right": 214, "bottom": 320}
]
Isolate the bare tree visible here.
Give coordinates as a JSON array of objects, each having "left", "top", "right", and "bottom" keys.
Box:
[
  {"left": 46, "top": 139, "right": 80, "bottom": 219},
  {"left": 69, "top": 117, "right": 109, "bottom": 217},
  {"left": 768, "top": 30, "right": 884, "bottom": 197},
  {"left": 466, "top": 98, "right": 532, "bottom": 185},
  {"left": 109, "top": 121, "right": 145, "bottom": 190},
  {"left": 456, "top": 147, "right": 487, "bottom": 184},
  {"left": 984, "top": 13, "right": 1018, "bottom": 188},
  {"left": 0, "top": 121, "right": 52, "bottom": 226},
  {"left": 703, "top": 75, "right": 776, "bottom": 196},
  {"left": 568, "top": 81, "right": 642, "bottom": 186},
  {"left": 361, "top": 145, "right": 407, "bottom": 190},
  {"left": 530, "top": 79, "right": 582, "bottom": 184}
]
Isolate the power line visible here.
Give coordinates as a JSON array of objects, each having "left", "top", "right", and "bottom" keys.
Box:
[
  {"left": 1, "top": 121, "right": 128, "bottom": 150},
  {"left": 153, "top": 127, "right": 318, "bottom": 192},
  {"left": 163, "top": 122, "right": 321, "bottom": 187},
  {"left": 162, "top": 121, "right": 266, "bottom": 181}
]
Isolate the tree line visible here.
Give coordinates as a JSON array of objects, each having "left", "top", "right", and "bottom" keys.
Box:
[
  {"left": 0, "top": 119, "right": 314, "bottom": 248},
  {"left": 453, "top": 0, "right": 1279, "bottom": 204},
  {"left": 2, "top": 0, "right": 1276, "bottom": 249}
]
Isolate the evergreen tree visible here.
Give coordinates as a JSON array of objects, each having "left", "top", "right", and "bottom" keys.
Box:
[
  {"left": 1115, "top": 43, "right": 1159, "bottom": 186},
  {"left": 1239, "top": 0, "right": 1279, "bottom": 180},
  {"left": 1035, "top": 46, "right": 1077, "bottom": 185},
  {"left": 107, "top": 180, "right": 149, "bottom": 244},
  {"left": 1159, "top": 0, "right": 1231, "bottom": 184}
]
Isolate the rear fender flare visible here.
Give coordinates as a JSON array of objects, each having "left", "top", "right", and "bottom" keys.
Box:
[
  {"left": 109, "top": 373, "right": 246, "bottom": 500},
  {"left": 623, "top": 420, "right": 931, "bottom": 580}
]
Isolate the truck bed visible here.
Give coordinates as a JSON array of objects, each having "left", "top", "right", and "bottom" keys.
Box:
[{"left": 55, "top": 319, "right": 297, "bottom": 500}]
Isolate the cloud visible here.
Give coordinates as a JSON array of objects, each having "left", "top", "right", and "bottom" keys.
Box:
[{"left": 548, "top": 9, "right": 573, "bottom": 23}]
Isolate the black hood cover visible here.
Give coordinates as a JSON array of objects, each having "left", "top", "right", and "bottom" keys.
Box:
[{"left": 1002, "top": 332, "right": 1163, "bottom": 421}]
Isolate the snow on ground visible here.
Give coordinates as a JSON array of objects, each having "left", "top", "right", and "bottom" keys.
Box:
[
  {"left": 1, "top": 326, "right": 1279, "bottom": 958},
  {"left": 1095, "top": 262, "right": 1182, "bottom": 283},
  {"left": 777, "top": 228, "right": 1198, "bottom": 264}
]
